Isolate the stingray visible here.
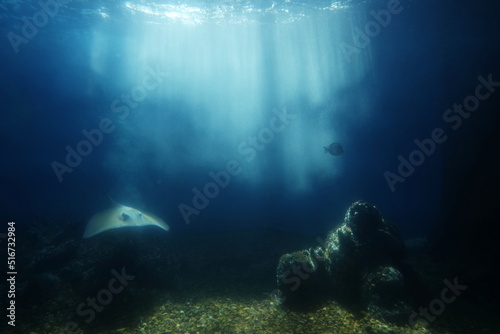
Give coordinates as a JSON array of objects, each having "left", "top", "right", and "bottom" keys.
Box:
[{"left": 83, "top": 204, "right": 170, "bottom": 238}]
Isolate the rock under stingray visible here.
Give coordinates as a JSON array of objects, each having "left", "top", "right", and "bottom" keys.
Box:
[{"left": 83, "top": 204, "right": 170, "bottom": 239}]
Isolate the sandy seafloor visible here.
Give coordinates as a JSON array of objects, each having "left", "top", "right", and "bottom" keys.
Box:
[{"left": 5, "top": 229, "right": 499, "bottom": 334}]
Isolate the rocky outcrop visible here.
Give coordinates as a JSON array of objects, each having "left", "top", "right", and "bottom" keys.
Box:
[
  {"left": 13, "top": 225, "right": 179, "bottom": 329},
  {"left": 276, "top": 201, "right": 426, "bottom": 324}
]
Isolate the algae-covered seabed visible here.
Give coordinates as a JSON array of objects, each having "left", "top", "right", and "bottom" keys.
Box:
[{"left": 13, "top": 230, "right": 499, "bottom": 334}]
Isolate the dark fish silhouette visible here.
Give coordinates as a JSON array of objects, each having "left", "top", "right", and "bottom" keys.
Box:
[{"left": 324, "top": 142, "right": 344, "bottom": 156}]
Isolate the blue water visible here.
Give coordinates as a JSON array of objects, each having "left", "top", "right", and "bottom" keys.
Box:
[{"left": 1, "top": 0, "right": 499, "bottom": 238}]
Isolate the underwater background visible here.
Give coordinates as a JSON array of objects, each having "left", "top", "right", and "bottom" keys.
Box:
[{"left": 1, "top": 0, "right": 499, "bottom": 333}]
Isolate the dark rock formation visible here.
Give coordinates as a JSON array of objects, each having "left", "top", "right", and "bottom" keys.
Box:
[
  {"left": 13, "top": 225, "right": 179, "bottom": 329},
  {"left": 361, "top": 266, "right": 413, "bottom": 324},
  {"left": 276, "top": 201, "right": 427, "bottom": 324}
]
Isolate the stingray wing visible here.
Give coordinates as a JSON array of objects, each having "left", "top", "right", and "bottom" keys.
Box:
[
  {"left": 83, "top": 205, "right": 127, "bottom": 238},
  {"left": 142, "top": 211, "right": 170, "bottom": 232}
]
